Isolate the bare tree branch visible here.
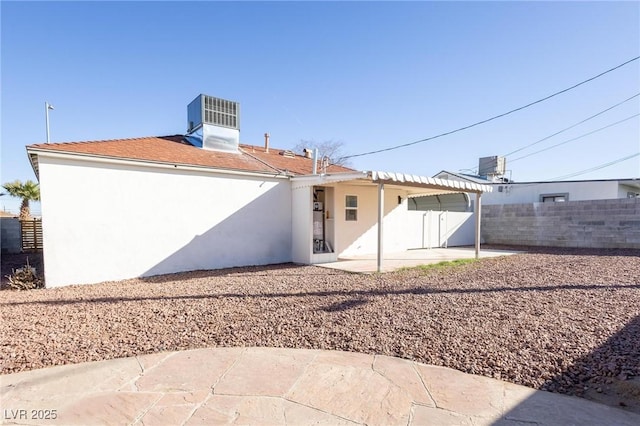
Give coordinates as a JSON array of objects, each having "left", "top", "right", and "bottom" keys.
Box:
[{"left": 292, "top": 139, "right": 352, "bottom": 166}]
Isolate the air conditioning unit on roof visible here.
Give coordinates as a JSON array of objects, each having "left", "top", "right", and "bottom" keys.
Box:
[{"left": 186, "top": 94, "right": 240, "bottom": 153}]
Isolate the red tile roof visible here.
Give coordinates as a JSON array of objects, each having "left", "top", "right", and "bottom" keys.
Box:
[
  {"left": 27, "top": 135, "right": 354, "bottom": 176},
  {"left": 240, "top": 144, "right": 354, "bottom": 175}
]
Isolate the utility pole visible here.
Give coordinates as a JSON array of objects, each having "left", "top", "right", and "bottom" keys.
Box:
[{"left": 45, "top": 101, "right": 54, "bottom": 143}]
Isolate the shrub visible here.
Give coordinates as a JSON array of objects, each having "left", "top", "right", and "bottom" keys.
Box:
[{"left": 6, "top": 259, "right": 44, "bottom": 290}]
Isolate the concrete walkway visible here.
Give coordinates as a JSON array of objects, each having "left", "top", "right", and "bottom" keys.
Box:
[
  {"left": 1, "top": 348, "right": 638, "bottom": 425},
  {"left": 320, "top": 247, "right": 521, "bottom": 273}
]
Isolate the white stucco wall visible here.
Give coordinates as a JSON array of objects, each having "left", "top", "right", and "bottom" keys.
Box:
[
  {"left": 38, "top": 155, "right": 292, "bottom": 287},
  {"left": 481, "top": 181, "right": 620, "bottom": 205},
  {"left": 334, "top": 184, "right": 412, "bottom": 257},
  {"left": 291, "top": 186, "right": 313, "bottom": 264}
]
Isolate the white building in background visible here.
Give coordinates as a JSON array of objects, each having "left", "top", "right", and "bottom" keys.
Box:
[
  {"left": 433, "top": 170, "right": 640, "bottom": 205},
  {"left": 479, "top": 178, "right": 640, "bottom": 204},
  {"left": 27, "top": 94, "right": 492, "bottom": 287}
]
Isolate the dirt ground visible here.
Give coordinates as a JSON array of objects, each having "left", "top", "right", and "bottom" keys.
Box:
[{"left": 1, "top": 247, "right": 639, "bottom": 413}]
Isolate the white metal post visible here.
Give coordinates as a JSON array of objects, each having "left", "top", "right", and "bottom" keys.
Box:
[
  {"left": 45, "top": 102, "right": 54, "bottom": 143},
  {"left": 377, "top": 183, "right": 384, "bottom": 272},
  {"left": 475, "top": 191, "right": 482, "bottom": 259}
]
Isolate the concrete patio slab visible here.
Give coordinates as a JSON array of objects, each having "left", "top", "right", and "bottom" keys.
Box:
[
  {"left": 286, "top": 356, "right": 414, "bottom": 425},
  {"left": 1, "top": 347, "right": 638, "bottom": 426},
  {"left": 318, "top": 247, "right": 522, "bottom": 273},
  {"left": 214, "top": 347, "right": 317, "bottom": 397},
  {"left": 414, "top": 364, "right": 505, "bottom": 421},
  {"left": 135, "top": 347, "right": 238, "bottom": 393}
]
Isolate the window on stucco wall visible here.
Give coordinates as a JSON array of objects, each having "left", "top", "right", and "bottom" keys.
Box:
[
  {"left": 345, "top": 195, "right": 357, "bottom": 221},
  {"left": 540, "top": 193, "right": 568, "bottom": 203}
]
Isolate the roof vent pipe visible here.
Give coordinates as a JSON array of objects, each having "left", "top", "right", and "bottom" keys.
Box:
[
  {"left": 312, "top": 148, "right": 318, "bottom": 175},
  {"left": 264, "top": 133, "right": 270, "bottom": 153}
]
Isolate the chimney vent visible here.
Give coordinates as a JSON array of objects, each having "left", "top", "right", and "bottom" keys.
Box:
[
  {"left": 264, "top": 133, "right": 270, "bottom": 153},
  {"left": 303, "top": 148, "right": 313, "bottom": 159}
]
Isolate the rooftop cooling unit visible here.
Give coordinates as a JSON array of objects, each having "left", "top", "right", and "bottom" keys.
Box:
[
  {"left": 186, "top": 94, "right": 240, "bottom": 153},
  {"left": 478, "top": 156, "right": 506, "bottom": 177}
]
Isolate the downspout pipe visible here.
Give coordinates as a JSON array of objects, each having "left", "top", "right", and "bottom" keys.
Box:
[{"left": 312, "top": 148, "right": 318, "bottom": 175}]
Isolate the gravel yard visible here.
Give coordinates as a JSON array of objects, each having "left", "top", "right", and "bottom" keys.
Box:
[{"left": 1, "top": 248, "right": 639, "bottom": 412}]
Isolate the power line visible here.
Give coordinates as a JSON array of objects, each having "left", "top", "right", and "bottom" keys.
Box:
[
  {"left": 479, "top": 151, "right": 639, "bottom": 191},
  {"left": 547, "top": 152, "right": 640, "bottom": 181},
  {"left": 503, "top": 92, "right": 640, "bottom": 158},
  {"left": 339, "top": 56, "right": 640, "bottom": 161},
  {"left": 459, "top": 93, "right": 640, "bottom": 172},
  {"left": 499, "top": 149, "right": 639, "bottom": 190},
  {"left": 509, "top": 113, "right": 640, "bottom": 163}
]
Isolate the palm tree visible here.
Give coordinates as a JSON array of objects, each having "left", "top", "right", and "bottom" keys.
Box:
[{"left": 2, "top": 180, "right": 40, "bottom": 220}]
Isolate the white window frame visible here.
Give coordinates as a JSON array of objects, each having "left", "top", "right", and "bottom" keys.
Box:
[{"left": 345, "top": 195, "right": 358, "bottom": 221}]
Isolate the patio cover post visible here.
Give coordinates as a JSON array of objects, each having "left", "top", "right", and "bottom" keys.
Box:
[
  {"left": 475, "top": 191, "right": 482, "bottom": 259},
  {"left": 377, "top": 183, "right": 384, "bottom": 272}
]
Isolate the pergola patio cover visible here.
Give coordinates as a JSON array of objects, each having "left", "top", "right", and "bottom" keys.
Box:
[
  {"left": 369, "top": 171, "right": 492, "bottom": 271},
  {"left": 291, "top": 170, "right": 493, "bottom": 272}
]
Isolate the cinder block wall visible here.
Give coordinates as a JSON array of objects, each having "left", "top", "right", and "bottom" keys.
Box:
[
  {"left": 482, "top": 198, "right": 640, "bottom": 249},
  {"left": 1, "top": 217, "right": 22, "bottom": 253}
]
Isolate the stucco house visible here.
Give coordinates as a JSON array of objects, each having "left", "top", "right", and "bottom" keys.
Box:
[{"left": 27, "top": 95, "right": 492, "bottom": 287}]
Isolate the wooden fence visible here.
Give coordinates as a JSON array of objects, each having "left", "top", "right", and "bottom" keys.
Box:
[{"left": 20, "top": 219, "right": 43, "bottom": 251}]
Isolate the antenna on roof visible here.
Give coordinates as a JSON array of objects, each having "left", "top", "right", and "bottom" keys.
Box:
[{"left": 45, "top": 101, "right": 54, "bottom": 143}]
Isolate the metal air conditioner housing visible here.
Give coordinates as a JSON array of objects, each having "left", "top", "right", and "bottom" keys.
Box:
[
  {"left": 478, "top": 156, "right": 506, "bottom": 177},
  {"left": 186, "top": 94, "right": 240, "bottom": 153}
]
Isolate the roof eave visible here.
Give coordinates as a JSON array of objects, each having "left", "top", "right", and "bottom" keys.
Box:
[
  {"left": 25, "top": 148, "right": 291, "bottom": 180},
  {"left": 25, "top": 147, "right": 41, "bottom": 181}
]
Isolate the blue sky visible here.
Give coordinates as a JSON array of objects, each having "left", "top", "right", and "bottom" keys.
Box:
[{"left": 1, "top": 1, "right": 639, "bottom": 214}]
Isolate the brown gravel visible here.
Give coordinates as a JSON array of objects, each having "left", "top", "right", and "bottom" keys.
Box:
[{"left": 1, "top": 248, "right": 639, "bottom": 413}]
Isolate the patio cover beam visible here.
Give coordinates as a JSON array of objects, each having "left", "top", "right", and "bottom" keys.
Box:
[
  {"left": 368, "top": 171, "right": 493, "bottom": 194},
  {"left": 377, "top": 183, "right": 384, "bottom": 273},
  {"left": 475, "top": 191, "right": 482, "bottom": 259}
]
